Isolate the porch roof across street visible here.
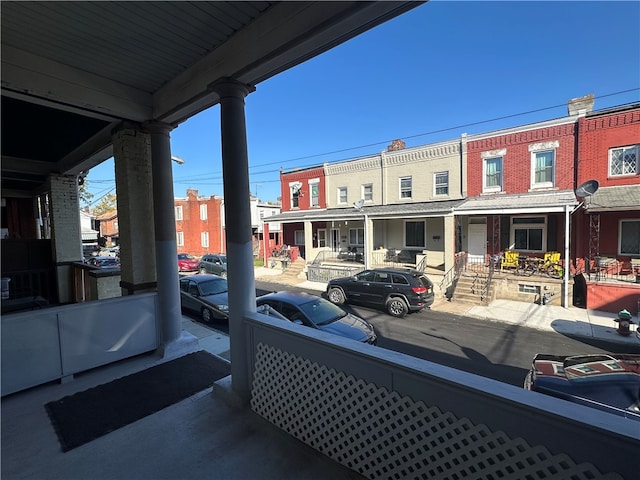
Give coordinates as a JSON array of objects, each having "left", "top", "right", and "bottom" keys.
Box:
[
  {"left": 454, "top": 190, "right": 578, "bottom": 216},
  {"left": 583, "top": 184, "right": 640, "bottom": 212},
  {"left": 264, "top": 199, "right": 464, "bottom": 224}
]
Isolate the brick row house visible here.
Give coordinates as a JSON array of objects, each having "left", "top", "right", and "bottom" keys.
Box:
[{"left": 269, "top": 96, "right": 639, "bottom": 312}]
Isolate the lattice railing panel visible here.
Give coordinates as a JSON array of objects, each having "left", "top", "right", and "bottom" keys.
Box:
[{"left": 251, "top": 343, "right": 620, "bottom": 480}]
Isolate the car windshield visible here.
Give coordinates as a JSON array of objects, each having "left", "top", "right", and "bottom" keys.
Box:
[
  {"left": 417, "top": 275, "right": 433, "bottom": 287},
  {"left": 198, "top": 278, "right": 228, "bottom": 296},
  {"left": 217, "top": 255, "right": 227, "bottom": 264},
  {"left": 178, "top": 254, "right": 194, "bottom": 260},
  {"left": 298, "top": 298, "right": 347, "bottom": 326}
]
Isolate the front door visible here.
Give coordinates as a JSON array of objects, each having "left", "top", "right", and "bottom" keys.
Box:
[
  {"left": 330, "top": 228, "right": 340, "bottom": 252},
  {"left": 468, "top": 221, "right": 487, "bottom": 264}
]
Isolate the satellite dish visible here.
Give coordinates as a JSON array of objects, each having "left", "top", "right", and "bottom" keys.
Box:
[
  {"left": 575, "top": 179, "right": 599, "bottom": 198},
  {"left": 353, "top": 199, "right": 365, "bottom": 209}
]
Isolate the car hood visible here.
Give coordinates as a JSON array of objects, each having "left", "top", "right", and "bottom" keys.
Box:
[
  {"left": 317, "top": 313, "right": 375, "bottom": 343},
  {"left": 201, "top": 292, "right": 229, "bottom": 311}
]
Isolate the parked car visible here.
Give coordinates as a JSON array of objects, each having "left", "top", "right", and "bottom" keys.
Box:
[
  {"left": 179, "top": 274, "right": 230, "bottom": 322},
  {"left": 524, "top": 353, "right": 640, "bottom": 421},
  {"left": 99, "top": 246, "right": 120, "bottom": 258},
  {"left": 198, "top": 254, "right": 227, "bottom": 277},
  {"left": 177, "top": 253, "right": 199, "bottom": 272},
  {"left": 257, "top": 291, "right": 377, "bottom": 344},
  {"left": 88, "top": 256, "right": 120, "bottom": 268},
  {"left": 326, "top": 267, "right": 434, "bottom": 318}
]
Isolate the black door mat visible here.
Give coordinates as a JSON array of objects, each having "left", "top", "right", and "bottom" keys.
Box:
[{"left": 45, "top": 350, "right": 230, "bottom": 452}]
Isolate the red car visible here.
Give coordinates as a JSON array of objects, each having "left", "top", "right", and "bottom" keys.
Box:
[{"left": 178, "top": 254, "right": 199, "bottom": 272}]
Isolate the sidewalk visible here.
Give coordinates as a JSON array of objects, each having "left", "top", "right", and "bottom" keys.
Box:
[{"left": 254, "top": 266, "right": 640, "bottom": 347}]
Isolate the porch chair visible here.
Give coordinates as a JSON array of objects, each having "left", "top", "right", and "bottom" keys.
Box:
[{"left": 500, "top": 250, "right": 519, "bottom": 272}]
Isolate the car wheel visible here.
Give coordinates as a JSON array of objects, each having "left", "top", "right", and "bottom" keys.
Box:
[
  {"left": 201, "top": 307, "right": 214, "bottom": 323},
  {"left": 219, "top": 270, "right": 227, "bottom": 278},
  {"left": 199, "top": 267, "right": 206, "bottom": 274},
  {"left": 386, "top": 297, "right": 408, "bottom": 318},
  {"left": 327, "top": 287, "right": 345, "bottom": 305}
]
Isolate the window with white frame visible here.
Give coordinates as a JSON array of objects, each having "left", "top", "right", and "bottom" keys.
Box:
[
  {"left": 201, "top": 231, "right": 209, "bottom": 248},
  {"left": 620, "top": 219, "right": 640, "bottom": 255},
  {"left": 177, "top": 231, "right": 184, "bottom": 246},
  {"left": 610, "top": 145, "right": 638, "bottom": 176},
  {"left": 400, "top": 176, "right": 412, "bottom": 199},
  {"left": 434, "top": 171, "right": 449, "bottom": 196},
  {"left": 200, "top": 204, "right": 207, "bottom": 220},
  {"left": 529, "top": 141, "right": 558, "bottom": 189},
  {"left": 349, "top": 228, "right": 364, "bottom": 246},
  {"left": 294, "top": 230, "right": 305, "bottom": 245},
  {"left": 405, "top": 220, "right": 425, "bottom": 248},
  {"left": 362, "top": 184, "right": 373, "bottom": 201},
  {"left": 290, "top": 182, "right": 302, "bottom": 208},
  {"left": 309, "top": 179, "right": 320, "bottom": 207},
  {"left": 484, "top": 156, "right": 503, "bottom": 192},
  {"left": 338, "top": 187, "right": 348, "bottom": 204},
  {"left": 175, "top": 205, "right": 183, "bottom": 220},
  {"left": 511, "top": 217, "right": 545, "bottom": 252},
  {"left": 317, "top": 229, "right": 327, "bottom": 248}
]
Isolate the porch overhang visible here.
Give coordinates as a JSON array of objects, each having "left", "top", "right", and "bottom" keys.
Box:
[
  {"left": 267, "top": 199, "right": 464, "bottom": 224},
  {"left": 583, "top": 184, "right": 640, "bottom": 213},
  {"left": 454, "top": 190, "right": 578, "bottom": 216}
]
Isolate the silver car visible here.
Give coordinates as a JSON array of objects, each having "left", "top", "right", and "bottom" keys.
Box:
[
  {"left": 198, "top": 254, "right": 227, "bottom": 277},
  {"left": 179, "top": 274, "right": 230, "bottom": 322}
]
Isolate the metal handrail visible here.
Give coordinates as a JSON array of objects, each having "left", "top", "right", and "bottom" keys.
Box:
[{"left": 439, "top": 252, "right": 467, "bottom": 297}]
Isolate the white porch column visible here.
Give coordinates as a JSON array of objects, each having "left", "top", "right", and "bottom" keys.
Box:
[
  {"left": 210, "top": 78, "right": 256, "bottom": 402},
  {"left": 364, "top": 213, "right": 372, "bottom": 269},
  {"left": 444, "top": 215, "right": 455, "bottom": 273},
  {"left": 113, "top": 123, "right": 156, "bottom": 296},
  {"left": 48, "top": 174, "right": 82, "bottom": 303},
  {"left": 147, "top": 121, "right": 184, "bottom": 352},
  {"left": 304, "top": 220, "right": 313, "bottom": 261}
]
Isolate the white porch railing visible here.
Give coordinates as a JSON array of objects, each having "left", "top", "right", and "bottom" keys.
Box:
[
  {"left": 246, "top": 312, "right": 638, "bottom": 480},
  {"left": 1, "top": 293, "right": 159, "bottom": 396}
]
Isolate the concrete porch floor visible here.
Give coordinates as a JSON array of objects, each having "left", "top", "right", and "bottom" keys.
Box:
[{"left": 1, "top": 316, "right": 364, "bottom": 480}]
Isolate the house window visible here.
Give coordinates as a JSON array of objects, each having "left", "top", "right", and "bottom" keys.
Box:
[
  {"left": 511, "top": 217, "right": 545, "bottom": 252},
  {"left": 400, "top": 177, "right": 412, "bottom": 199},
  {"left": 294, "top": 230, "right": 305, "bottom": 245},
  {"left": 529, "top": 141, "right": 558, "bottom": 189},
  {"left": 362, "top": 184, "right": 373, "bottom": 202},
  {"left": 338, "top": 187, "right": 348, "bottom": 204},
  {"left": 610, "top": 145, "right": 638, "bottom": 176},
  {"left": 201, "top": 231, "right": 209, "bottom": 248},
  {"left": 405, "top": 220, "right": 425, "bottom": 248},
  {"left": 177, "top": 231, "right": 184, "bottom": 247},
  {"left": 484, "top": 157, "right": 503, "bottom": 192},
  {"left": 349, "top": 228, "right": 364, "bottom": 246},
  {"left": 309, "top": 179, "right": 320, "bottom": 207},
  {"left": 620, "top": 219, "right": 640, "bottom": 255},
  {"left": 290, "top": 182, "right": 302, "bottom": 208},
  {"left": 434, "top": 171, "right": 449, "bottom": 196},
  {"left": 317, "top": 229, "right": 327, "bottom": 248},
  {"left": 175, "top": 205, "right": 183, "bottom": 220},
  {"left": 200, "top": 204, "right": 207, "bottom": 220}
]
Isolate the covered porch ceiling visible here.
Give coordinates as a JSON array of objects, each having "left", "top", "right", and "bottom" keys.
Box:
[{"left": 1, "top": 1, "right": 422, "bottom": 197}]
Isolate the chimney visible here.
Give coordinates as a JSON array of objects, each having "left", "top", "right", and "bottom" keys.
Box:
[
  {"left": 387, "top": 139, "right": 406, "bottom": 151},
  {"left": 568, "top": 93, "right": 595, "bottom": 116}
]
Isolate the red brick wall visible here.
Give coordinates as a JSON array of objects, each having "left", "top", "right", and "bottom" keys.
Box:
[
  {"left": 175, "top": 190, "right": 224, "bottom": 257},
  {"left": 280, "top": 167, "right": 326, "bottom": 211},
  {"left": 467, "top": 122, "right": 577, "bottom": 196},
  {"left": 577, "top": 108, "right": 640, "bottom": 187}
]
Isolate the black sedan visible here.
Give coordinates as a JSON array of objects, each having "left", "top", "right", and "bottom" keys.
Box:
[
  {"left": 179, "top": 274, "right": 230, "bottom": 322},
  {"left": 257, "top": 291, "right": 377, "bottom": 344}
]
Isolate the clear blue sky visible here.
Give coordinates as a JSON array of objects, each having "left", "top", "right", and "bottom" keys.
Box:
[{"left": 86, "top": 0, "right": 640, "bottom": 206}]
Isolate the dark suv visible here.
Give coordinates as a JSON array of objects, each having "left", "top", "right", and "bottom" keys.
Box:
[
  {"left": 198, "top": 254, "right": 227, "bottom": 277},
  {"left": 326, "top": 267, "right": 434, "bottom": 318}
]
